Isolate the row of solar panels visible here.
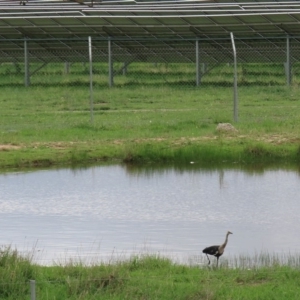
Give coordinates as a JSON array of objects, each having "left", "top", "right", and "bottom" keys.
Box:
[
  {"left": 0, "top": 0, "right": 298, "bottom": 4},
  {"left": 2, "top": 4, "right": 300, "bottom": 12},
  {"left": 1, "top": 15, "right": 300, "bottom": 38},
  {"left": 0, "top": 0, "right": 300, "bottom": 64},
  {"left": 1, "top": 0, "right": 300, "bottom": 21},
  {"left": 1, "top": 0, "right": 300, "bottom": 8}
]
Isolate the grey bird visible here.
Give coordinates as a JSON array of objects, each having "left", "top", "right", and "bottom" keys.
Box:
[{"left": 202, "top": 231, "right": 233, "bottom": 267}]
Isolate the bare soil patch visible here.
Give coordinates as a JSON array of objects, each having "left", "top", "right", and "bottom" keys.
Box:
[
  {"left": 0, "top": 144, "right": 21, "bottom": 151},
  {"left": 1, "top": 134, "right": 298, "bottom": 152}
]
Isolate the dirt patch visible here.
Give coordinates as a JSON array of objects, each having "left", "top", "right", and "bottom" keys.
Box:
[
  {"left": 31, "top": 142, "right": 81, "bottom": 150},
  {"left": 256, "top": 134, "right": 300, "bottom": 145},
  {"left": 0, "top": 144, "right": 21, "bottom": 151},
  {"left": 1, "top": 134, "right": 298, "bottom": 152}
]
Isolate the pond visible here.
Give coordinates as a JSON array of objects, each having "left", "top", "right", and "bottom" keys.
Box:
[{"left": 0, "top": 163, "right": 299, "bottom": 265}]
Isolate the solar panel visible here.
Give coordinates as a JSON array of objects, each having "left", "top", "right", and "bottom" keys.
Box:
[{"left": 0, "top": 0, "right": 300, "bottom": 64}]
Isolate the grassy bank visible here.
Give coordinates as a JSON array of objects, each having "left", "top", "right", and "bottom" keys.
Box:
[
  {"left": 1, "top": 62, "right": 300, "bottom": 169},
  {"left": 2, "top": 246, "right": 300, "bottom": 300}
]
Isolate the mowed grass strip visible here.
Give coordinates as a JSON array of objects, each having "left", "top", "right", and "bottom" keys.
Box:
[{"left": 0, "top": 62, "right": 300, "bottom": 169}]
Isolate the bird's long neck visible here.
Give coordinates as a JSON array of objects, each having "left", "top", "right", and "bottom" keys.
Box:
[{"left": 219, "top": 233, "right": 230, "bottom": 252}]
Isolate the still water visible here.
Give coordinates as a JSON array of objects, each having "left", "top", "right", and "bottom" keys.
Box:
[{"left": 0, "top": 164, "right": 300, "bottom": 265}]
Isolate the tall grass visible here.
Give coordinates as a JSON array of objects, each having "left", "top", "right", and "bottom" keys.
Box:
[
  {"left": 0, "top": 246, "right": 36, "bottom": 299},
  {"left": 2, "top": 247, "right": 300, "bottom": 299}
]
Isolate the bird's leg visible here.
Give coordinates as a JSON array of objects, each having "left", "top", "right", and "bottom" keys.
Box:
[
  {"left": 206, "top": 254, "right": 210, "bottom": 265},
  {"left": 216, "top": 257, "right": 219, "bottom": 268}
]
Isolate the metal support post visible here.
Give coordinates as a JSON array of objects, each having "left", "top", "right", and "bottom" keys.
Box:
[
  {"left": 30, "top": 280, "right": 36, "bottom": 300},
  {"left": 230, "top": 32, "right": 238, "bottom": 123},
  {"left": 24, "top": 39, "right": 30, "bottom": 87},
  {"left": 196, "top": 40, "right": 201, "bottom": 86},
  {"left": 88, "top": 36, "right": 94, "bottom": 124},
  {"left": 64, "top": 62, "right": 70, "bottom": 74},
  {"left": 108, "top": 38, "right": 114, "bottom": 87},
  {"left": 122, "top": 62, "right": 127, "bottom": 75},
  {"left": 286, "top": 36, "right": 291, "bottom": 86}
]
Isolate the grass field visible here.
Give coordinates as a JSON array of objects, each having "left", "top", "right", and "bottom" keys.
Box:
[
  {"left": 2, "top": 246, "right": 300, "bottom": 300},
  {"left": 0, "top": 62, "right": 300, "bottom": 169},
  {"left": 1, "top": 62, "right": 300, "bottom": 299}
]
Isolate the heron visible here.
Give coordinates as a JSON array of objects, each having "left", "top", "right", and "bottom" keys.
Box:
[{"left": 202, "top": 231, "right": 232, "bottom": 267}]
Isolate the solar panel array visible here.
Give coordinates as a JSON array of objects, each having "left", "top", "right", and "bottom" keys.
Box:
[
  {"left": 0, "top": 0, "right": 299, "bottom": 63},
  {"left": 1, "top": 0, "right": 300, "bottom": 39}
]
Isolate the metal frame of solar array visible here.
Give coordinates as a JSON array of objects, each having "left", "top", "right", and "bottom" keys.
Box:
[{"left": 0, "top": 0, "right": 299, "bottom": 69}]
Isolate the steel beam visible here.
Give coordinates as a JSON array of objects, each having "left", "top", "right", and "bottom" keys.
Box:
[
  {"left": 230, "top": 32, "right": 238, "bottom": 123},
  {"left": 24, "top": 39, "right": 30, "bottom": 87}
]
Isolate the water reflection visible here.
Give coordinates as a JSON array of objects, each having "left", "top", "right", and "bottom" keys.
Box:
[{"left": 0, "top": 163, "right": 300, "bottom": 265}]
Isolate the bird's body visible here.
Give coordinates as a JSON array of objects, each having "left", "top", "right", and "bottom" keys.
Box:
[{"left": 202, "top": 231, "right": 232, "bottom": 267}]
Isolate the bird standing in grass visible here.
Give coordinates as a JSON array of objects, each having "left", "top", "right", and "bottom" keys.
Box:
[{"left": 202, "top": 231, "right": 232, "bottom": 267}]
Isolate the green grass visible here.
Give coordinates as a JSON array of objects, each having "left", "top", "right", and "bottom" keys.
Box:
[
  {"left": 1, "top": 62, "right": 300, "bottom": 298},
  {"left": 2, "top": 246, "right": 300, "bottom": 299},
  {"left": 0, "top": 62, "right": 300, "bottom": 169}
]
